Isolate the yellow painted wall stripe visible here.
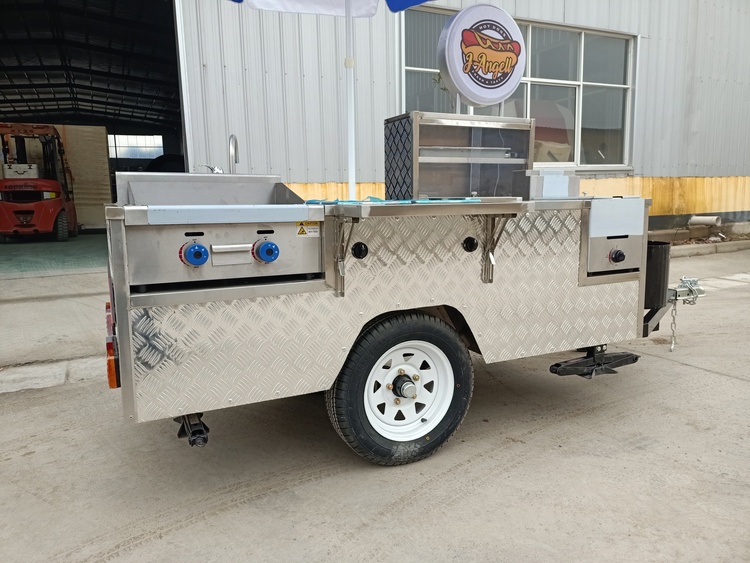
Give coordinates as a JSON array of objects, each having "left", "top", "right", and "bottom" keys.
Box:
[
  {"left": 287, "top": 177, "right": 750, "bottom": 216},
  {"left": 287, "top": 182, "right": 385, "bottom": 202},
  {"left": 581, "top": 177, "right": 750, "bottom": 216}
]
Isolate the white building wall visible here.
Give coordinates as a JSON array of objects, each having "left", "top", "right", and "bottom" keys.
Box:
[{"left": 175, "top": 0, "right": 750, "bottom": 181}]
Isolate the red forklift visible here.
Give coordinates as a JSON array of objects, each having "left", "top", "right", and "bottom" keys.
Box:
[{"left": 0, "top": 123, "right": 78, "bottom": 242}]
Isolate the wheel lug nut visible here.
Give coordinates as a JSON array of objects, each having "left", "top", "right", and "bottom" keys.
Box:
[
  {"left": 386, "top": 383, "right": 393, "bottom": 390},
  {"left": 398, "top": 369, "right": 406, "bottom": 375},
  {"left": 413, "top": 374, "right": 420, "bottom": 381},
  {"left": 394, "top": 398, "right": 401, "bottom": 405}
]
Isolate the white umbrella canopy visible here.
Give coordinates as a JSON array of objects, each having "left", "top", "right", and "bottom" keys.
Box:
[
  {"left": 233, "top": 0, "right": 433, "bottom": 199},
  {"left": 241, "top": 0, "right": 381, "bottom": 17}
]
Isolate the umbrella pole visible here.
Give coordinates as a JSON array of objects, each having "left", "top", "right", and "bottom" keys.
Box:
[{"left": 345, "top": 0, "right": 356, "bottom": 200}]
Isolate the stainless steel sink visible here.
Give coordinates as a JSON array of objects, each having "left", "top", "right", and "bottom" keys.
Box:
[{"left": 115, "top": 172, "right": 304, "bottom": 206}]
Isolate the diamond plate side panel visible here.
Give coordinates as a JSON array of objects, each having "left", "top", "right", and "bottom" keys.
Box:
[
  {"left": 384, "top": 115, "right": 413, "bottom": 200},
  {"left": 131, "top": 210, "right": 640, "bottom": 422}
]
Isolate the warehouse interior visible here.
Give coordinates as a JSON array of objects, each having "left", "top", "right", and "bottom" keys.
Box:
[
  {"left": 0, "top": 0, "right": 180, "bottom": 134},
  {"left": 0, "top": 0, "right": 187, "bottom": 240}
]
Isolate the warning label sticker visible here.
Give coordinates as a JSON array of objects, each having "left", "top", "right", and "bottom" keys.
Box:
[{"left": 296, "top": 221, "right": 320, "bottom": 237}]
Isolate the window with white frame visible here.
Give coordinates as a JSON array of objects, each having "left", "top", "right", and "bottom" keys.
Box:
[{"left": 404, "top": 10, "right": 633, "bottom": 168}]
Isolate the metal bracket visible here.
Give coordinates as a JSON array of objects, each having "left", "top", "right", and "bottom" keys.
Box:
[
  {"left": 482, "top": 215, "right": 510, "bottom": 284},
  {"left": 334, "top": 218, "right": 357, "bottom": 297}
]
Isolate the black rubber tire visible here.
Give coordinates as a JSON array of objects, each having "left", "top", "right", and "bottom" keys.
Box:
[
  {"left": 53, "top": 212, "right": 69, "bottom": 242},
  {"left": 325, "top": 312, "right": 474, "bottom": 465}
]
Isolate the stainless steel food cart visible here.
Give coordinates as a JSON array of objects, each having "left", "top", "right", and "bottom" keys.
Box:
[{"left": 105, "top": 116, "right": 701, "bottom": 465}]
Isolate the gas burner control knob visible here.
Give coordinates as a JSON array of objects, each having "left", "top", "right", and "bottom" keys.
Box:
[
  {"left": 609, "top": 249, "right": 626, "bottom": 264},
  {"left": 180, "top": 243, "right": 209, "bottom": 267},
  {"left": 253, "top": 240, "right": 279, "bottom": 264}
]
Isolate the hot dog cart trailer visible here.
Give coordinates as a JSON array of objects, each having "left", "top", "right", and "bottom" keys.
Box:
[{"left": 105, "top": 112, "right": 703, "bottom": 465}]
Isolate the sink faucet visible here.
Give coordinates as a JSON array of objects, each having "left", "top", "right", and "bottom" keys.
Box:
[{"left": 229, "top": 134, "right": 238, "bottom": 174}]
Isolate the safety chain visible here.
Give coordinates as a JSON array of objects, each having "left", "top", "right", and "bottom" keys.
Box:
[{"left": 669, "top": 277, "right": 703, "bottom": 352}]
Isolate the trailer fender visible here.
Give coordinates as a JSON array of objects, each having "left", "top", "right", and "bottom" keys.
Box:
[{"left": 355, "top": 305, "right": 481, "bottom": 358}]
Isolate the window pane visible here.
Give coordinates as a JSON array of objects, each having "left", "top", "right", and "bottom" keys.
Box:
[
  {"left": 584, "top": 34, "right": 628, "bottom": 85},
  {"left": 503, "top": 82, "right": 526, "bottom": 118},
  {"left": 530, "top": 27, "right": 579, "bottom": 81},
  {"left": 473, "top": 83, "right": 526, "bottom": 118},
  {"left": 581, "top": 86, "right": 626, "bottom": 165},
  {"left": 530, "top": 84, "right": 576, "bottom": 163},
  {"left": 405, "top": 70, "right": 457, "bottom": 113},
  {"left": 405, "top": 10, "right": 449, "bottom": 69}
]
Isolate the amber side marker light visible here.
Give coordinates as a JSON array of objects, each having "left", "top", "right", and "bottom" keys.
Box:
[{"left": 105, "top": 302, "right": 120, "bottom": 388}]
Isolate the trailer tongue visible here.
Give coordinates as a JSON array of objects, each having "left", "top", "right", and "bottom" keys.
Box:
[{"left": 105, "top": 130, "right": 703, "bottom": 464}]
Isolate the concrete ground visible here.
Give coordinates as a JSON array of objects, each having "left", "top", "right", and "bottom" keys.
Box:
[
  {"left": 0, "top": 234, "right": 108, "bottom": 391},
  {"left": 0, "top": 244, "right": 748, "bottom": 561}
]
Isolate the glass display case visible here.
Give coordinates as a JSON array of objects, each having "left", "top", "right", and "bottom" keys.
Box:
[{"left": 384, "top": 112, "right": 534, "bottom": 200}]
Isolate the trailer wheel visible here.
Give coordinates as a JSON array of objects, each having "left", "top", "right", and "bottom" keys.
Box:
[
  {"left": 326, "top": 312, "right": 473, "bottom": 465},
  {"left": 53, "top": 212, "right": 69, "bottom": 242}
]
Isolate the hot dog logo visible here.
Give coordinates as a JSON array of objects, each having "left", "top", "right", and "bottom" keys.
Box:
[{"left": 460, "top": 20, "right": 521, "bottom": 89}]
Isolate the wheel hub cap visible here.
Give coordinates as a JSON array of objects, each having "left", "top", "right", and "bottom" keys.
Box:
[{"left": 393, "top": 375, "right": 417, "bottom": 399}]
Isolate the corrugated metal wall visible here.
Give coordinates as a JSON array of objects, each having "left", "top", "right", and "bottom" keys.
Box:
[
  {"left": 175, "top": 0, "right": 401, "bottom": 181},
  {"left": 175, "top": 0, "right": 750, "bottom": 182}
]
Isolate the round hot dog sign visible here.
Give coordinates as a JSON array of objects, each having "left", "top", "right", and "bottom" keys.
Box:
[{"left": 437, "top": 4, "right": 526, "bottom": 107}]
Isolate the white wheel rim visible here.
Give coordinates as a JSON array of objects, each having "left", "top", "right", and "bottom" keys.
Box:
[{"left": 363, "top": 340, "right": 455, "bottom": 442}]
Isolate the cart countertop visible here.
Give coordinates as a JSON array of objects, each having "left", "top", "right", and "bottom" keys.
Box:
[{"left": 323, "top": 197, "right": 594, "bottom": 218}]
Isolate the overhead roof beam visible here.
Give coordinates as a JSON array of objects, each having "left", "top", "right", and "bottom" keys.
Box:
[
  {"left": 1, "top": 38, "right": 176, "bottom": 66},
  {"left": 1, "top": 97, "right": 180, "bottom": 116},
  {"left": 10, "top": 1, "right": 174, "bottom": 35},
  {"left": 1, "top": 65, "right": 178, "bottom": 88},
  {"left": 0, "top": 82, "right": 179, "bottom": 105}
]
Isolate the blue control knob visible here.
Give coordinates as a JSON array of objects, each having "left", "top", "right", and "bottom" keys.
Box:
[
  {"left": 181, "top": 243, "right": 209, "bottom": 267},
  {"left": 253, "top": 240, "right": 279, "bottom": 263}
]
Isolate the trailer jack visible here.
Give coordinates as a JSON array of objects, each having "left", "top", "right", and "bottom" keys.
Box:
[
  {"left": 175, "top": 413, "right": 210, "bottom": 447},
  {"left": 550, "top": 345, "right": 639, "bottom": 379}
]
